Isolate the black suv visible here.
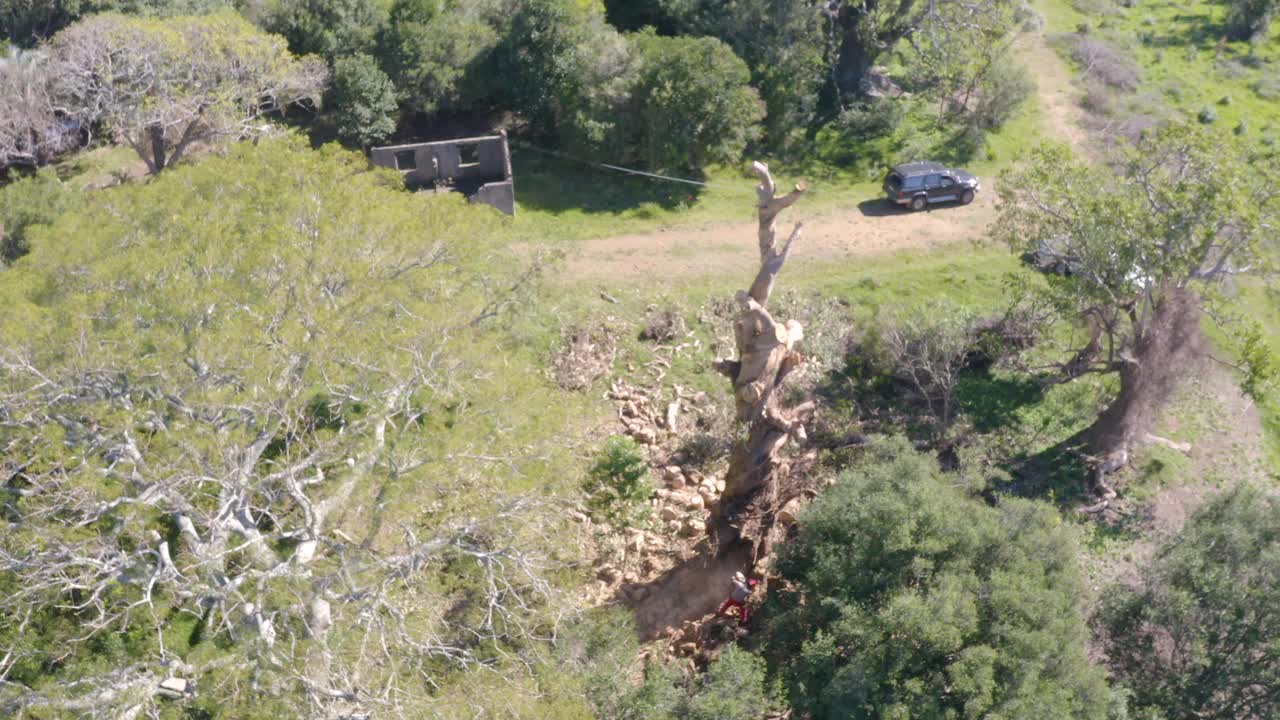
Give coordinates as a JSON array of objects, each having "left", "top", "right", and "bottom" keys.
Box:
[{"left": 883, "top": 161, "right": 980, "bottom": 211}]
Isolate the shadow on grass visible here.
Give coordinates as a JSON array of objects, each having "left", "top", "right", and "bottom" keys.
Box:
[
  {"left": 956, "top": 372, "right": 1044, "bottom": 433},
  {"left": 997, "top": 430, "right": 1093, "bottom": 508},
  {"left": 1143, "top": 16, "right": 1229, "bottom": 49},
  {"left": 510, "top": 148, "right": 703, "bottom": 216}
]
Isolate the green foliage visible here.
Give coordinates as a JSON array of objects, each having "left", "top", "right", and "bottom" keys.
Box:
[
  {"left": 490, "top": 0, "right": 634, "bottom": 151},
  {"left": 262, "top": 0, "right": 386, "bottom": 60},
  {"left": 0, "top": 168, "right": 80, "bottom": 264},
  {"left": 1221, "top": 0, "right": 1278, "bottom": 41},
  {"left": 377, "top": 0, "right": 500, "bottom": 115},
  {"left": 332, "top": 52, "right": 397, "bottom": 146},
  {"left": 682, "top": 646, "right": 780, "bottom": 720},
  {"left": 0, "top": 136, "right": 585, "bottom": 716},
  {"left": 995, "top": 125, "right": 1279, "bottom": 331},
  {"left": 583, "top": 435, "right": 649, "bottom": 526},
  {"left": 1099, "top": 483, "right": 1280, "bottom": 720},
  {"left": 49, "top": 12, "right": 327, "bottom": 173},
  {"left": 0, "top": 0, "right": 230, "bottom": 45},
  {"left": 623, "top": 29, "right": 762, "bottom": 171},
  {"left": 555, "top": 610, "right": 777, "bottom": 720},
  {"left": 655, "top": 0, "right": 827, "bottom": 148},
  {"left": 763, "top": 438, "right": 1111, "bottom": 719}
]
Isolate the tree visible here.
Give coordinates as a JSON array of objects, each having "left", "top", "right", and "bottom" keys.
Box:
[
  {"left": 48, "top": 12, "right": 327, "bottom": 174},
  {"left": 1099, "top": 484, "right": 1280, "bottom": 719},
  {"left": 994, "top": 125, "right": 1280, "bottom": 495},
  {"left": 0, "top": 46, "right": 80, "bottom": 169},
  {"left": 763, "top": 438, "right": 1113, "bottom": 719},
  {"left": 0, "top": 137, "right": 569, "bottom": 717},
  {"left": 489, "top": 0, "right": 636, "bottom": 151},
  {"left": 826, "top": 0, "right": 1031, "bottom": 102},
  {"left": 903, "top": 0, "right": 1031, "bottom": 128},
  {"left": 1221, "top": 0, "right": 1278, "bottom": 42},
  {"left": 376, "top": 0, "right": 500, "bottom": 116},
  {"left": 624, "top": 30, "right": 763, "bottom": 170},
  {"left": 827, "top": 0, "right": 926, "bottom": 97},
  {"left": 2, "top": 0, "right": 233, "bottom": 46},
  {"left": 631, "top": 0, "right": 826, "bottom": 148},
  {"left": 331, "top": 52, "right": 397, "bottom": 146},
  {"left": 707, "top": 160, "right": 815, "bottom": 565},
  {"left": 261, "top": 0, "right": 386, "bottom": 61}
]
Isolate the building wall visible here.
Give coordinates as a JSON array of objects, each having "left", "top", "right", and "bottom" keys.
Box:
[
  {"left": 371, "top": 134, "right": 509, "bottom": 183},
  {"left": 369, "top": 133, "right": 515, "bottom": 216}
]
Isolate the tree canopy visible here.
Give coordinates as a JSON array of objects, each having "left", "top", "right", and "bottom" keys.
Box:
[
  {"left": 623, "top": 30, "right": 763, "bottom": 171},
  {"left": 48, "top": 12, "right": 327, "bottom": 173},
  {"left": 762, "top": 438, "right": 1112, "bottom": 719},
  {"left": 1100, "top": 484, "right": 1280, "bottom": 720},
  {"left": 994, "top": 125, "right": 1280, "bottom": 468},
  {"left": 0, "top": 137, "right": 575, "bottom": 717}
]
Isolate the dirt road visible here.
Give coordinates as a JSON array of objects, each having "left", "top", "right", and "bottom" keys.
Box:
[{"left": 562, "top": 31, "right": 1085, "bottom": 284}]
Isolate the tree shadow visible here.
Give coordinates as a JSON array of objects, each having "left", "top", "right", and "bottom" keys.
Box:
[
  {"left": 1140, "top": 15, "right": 1229, "bottom": 49},
  {"left": 995, "top": 430, "right": 1093, "bottom": 507},
  {"left": 511, "top": 148, "right": 703, "bottom": 216},
  {"left": 617, "top": 539, "right": 754, "bottom": 642},
  {"left": 955, "top": 372, "right": 1045, "bottom": 433}
]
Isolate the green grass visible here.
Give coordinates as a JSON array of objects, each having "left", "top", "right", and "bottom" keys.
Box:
[
  {"left": 507, "top": 59, "right": 1045, "bottom": 244},
  {"left": 51, "top": 145, "right": 141, "bottom": 189},
  {"left": 1042, "top": 0, "right": 1280, "bottom": 136},
  {"left": 1240, "top": 282, "right": 1280, "bottom": 472}
]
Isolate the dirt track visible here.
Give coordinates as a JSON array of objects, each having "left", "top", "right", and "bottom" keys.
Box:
[{"left": 562, "top": 31, "right": 1085, "bottom": 284}]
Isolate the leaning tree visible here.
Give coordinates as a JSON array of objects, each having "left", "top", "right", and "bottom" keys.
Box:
[
  {"left": 994, "top": 124, "right": 1279, "bottom": 496},
  {"left": 48, "top": 12, "right": 327, "bottom": 174},
  {"left": 711, "top": 161, "right": 817, "bottom": 562}
]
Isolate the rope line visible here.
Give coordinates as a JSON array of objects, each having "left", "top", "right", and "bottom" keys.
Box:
[{"left": 510, "top": 141, "right": 743, "bottom": 190}]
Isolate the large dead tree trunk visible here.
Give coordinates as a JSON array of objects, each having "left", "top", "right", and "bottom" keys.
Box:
[{"left": 712, "top": 162, "right": 815, "bottom": 561}]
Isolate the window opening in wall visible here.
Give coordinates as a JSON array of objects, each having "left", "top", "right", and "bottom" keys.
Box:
[
  {"left": 395, "top": 150, "right": 417, "bottom": 171},
  {"left": 459, "top": 144, "right": 480, "bottom": 166}
]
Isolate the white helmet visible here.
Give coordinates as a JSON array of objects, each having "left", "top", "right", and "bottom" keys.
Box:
[{"left": 734, "top": 571, "right": 746, "bottom": 583}]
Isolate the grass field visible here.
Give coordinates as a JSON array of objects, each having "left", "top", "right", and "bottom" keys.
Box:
[{"left": 1044, "top": 0, "right": 1280, "bottom": 134}]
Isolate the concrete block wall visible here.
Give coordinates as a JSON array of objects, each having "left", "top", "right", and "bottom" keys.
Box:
[{"left": 369, "top": 132, "right": 514, "bottom": 215}]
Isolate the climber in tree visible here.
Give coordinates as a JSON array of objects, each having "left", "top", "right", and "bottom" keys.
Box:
[{"left": 717, "top": 571, "right": 757, "bottom": 623}]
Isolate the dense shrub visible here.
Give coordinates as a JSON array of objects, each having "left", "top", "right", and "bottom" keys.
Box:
[
  {"left": 263, "top": 0, "right": 385, "bottom": 60},
  {"left": 560, "top": 611, "right": 778, "bottom": 720},
  {"left": 1255, "top": 73, "right": 1280, "bottom": 100},
  {"left": 490, "top": 0, "right": 635, "bottom": 150},
  {"left": 762, "top": 438, "right": 1112, "bottom": 719},
  {"left": 660, "top": 0, "right": 827, "bottom": 148}
]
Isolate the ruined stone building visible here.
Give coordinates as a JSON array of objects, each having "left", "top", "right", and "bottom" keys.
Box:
[{"left": 370, "top": 132, "right": 515, "bottom": 216}]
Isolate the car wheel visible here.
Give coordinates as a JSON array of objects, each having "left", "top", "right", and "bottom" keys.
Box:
[
  {"left": 960, "top": 189, "right": 975, "bottom": 205},
  {"left": 910, "top": 195, "right": 927, "bottom": 211}
]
